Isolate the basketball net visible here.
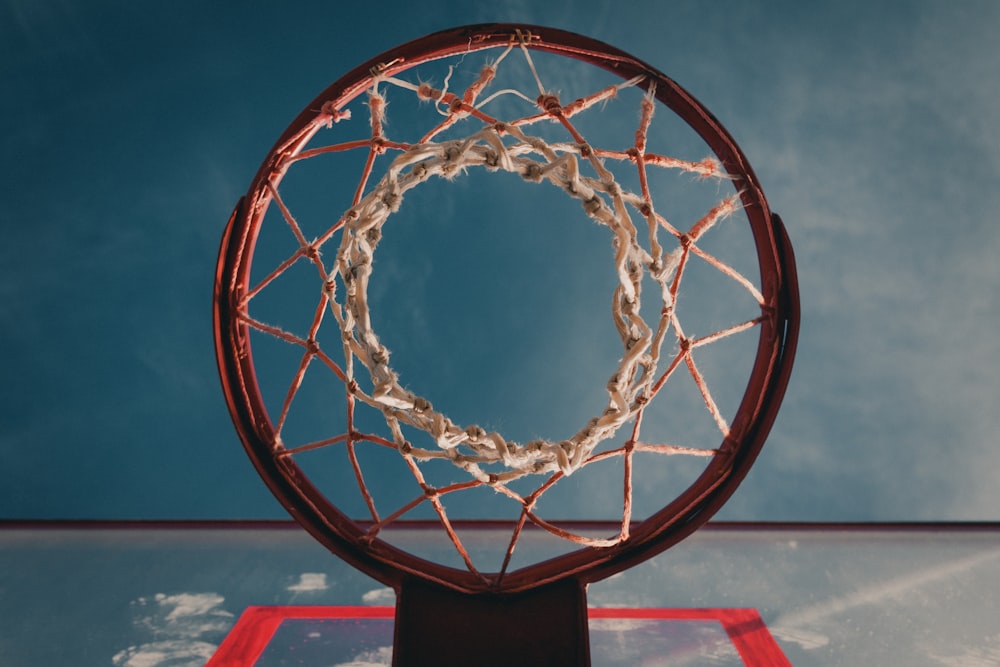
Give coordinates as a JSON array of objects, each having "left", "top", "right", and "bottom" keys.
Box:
[{"left": 223, "top": 28, "right": 793, "bottom": 583}]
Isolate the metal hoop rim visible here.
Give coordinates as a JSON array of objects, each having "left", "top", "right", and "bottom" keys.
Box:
[{"left": 213, "top": 23, "right": 799, "bottom": 594}]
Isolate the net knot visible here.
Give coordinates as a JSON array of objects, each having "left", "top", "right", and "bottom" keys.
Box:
[
  {"left": 416, "top": 83, "right": 438, "bottom": 101},
  {"left": 370, "top": 346, "right": 389, "bottom": 365},
  {"left": 522, "top": 163, "right": 544, "bottom": 183},
  {"left": 381, "top": 191, "right": 401, "bottom": 212},
  {"left": 537, "top": 93, "right": 562, "bottom": 115},
  {"left": 478, "top": 64, "right": 497, "bottom": 81},
  {"left": 319, "top": 101, "right": 351, "bottom": 124},
  {"left": 583, "top": 195, "right": 604, "bottom": 216}
]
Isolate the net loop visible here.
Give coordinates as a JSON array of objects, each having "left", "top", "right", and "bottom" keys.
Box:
[{"left": 336, "top": 121, "right": 681, "bottom": 478}]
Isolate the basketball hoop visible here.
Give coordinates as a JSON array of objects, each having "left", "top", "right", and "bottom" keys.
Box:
[{"left": 214, "top": 23, "right": 798, "bottom": 665}]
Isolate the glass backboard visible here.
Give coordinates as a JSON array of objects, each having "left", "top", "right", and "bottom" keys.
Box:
[{"left": 1, "top": 522, "right": 997, "bottom": 666}]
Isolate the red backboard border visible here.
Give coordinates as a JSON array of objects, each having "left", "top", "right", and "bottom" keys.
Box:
[{"left": 208, "top": 605, "right": 791, "bottom": 666}]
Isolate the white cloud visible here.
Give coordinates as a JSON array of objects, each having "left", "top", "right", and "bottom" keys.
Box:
[
  {"left": 113, "top": 640, "right": 218, "bottom": 667},
  {"left": 928, "top": 637, "right": 1000, "bottom": 667},
  {"left": 114, "top": 592, "right": 233, "bottom": 667},
  {"left": 287, "top": 572, "right": 329, "bottom": 593},
  {"left": 138, "top": 592, "right": 233, "bottom": 636},
  {"left": 361, "top": 586, "right": 396, "bottom": 605},
  {"left": 333, "top": 645, "right": 393, "bottom": 667}
]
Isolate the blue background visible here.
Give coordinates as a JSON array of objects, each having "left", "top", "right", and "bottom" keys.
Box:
[{"left": 3, "top": 0, "right": 999, "bottom": 521}]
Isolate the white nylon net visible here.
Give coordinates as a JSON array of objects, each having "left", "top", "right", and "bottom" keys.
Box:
[{"left": 332, "top": 42, "right": 754, "bottom": 482}]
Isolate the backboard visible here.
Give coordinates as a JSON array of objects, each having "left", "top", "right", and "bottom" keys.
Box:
[{"left": 2, "top": 521, "right": 998, "bottom": 666}]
